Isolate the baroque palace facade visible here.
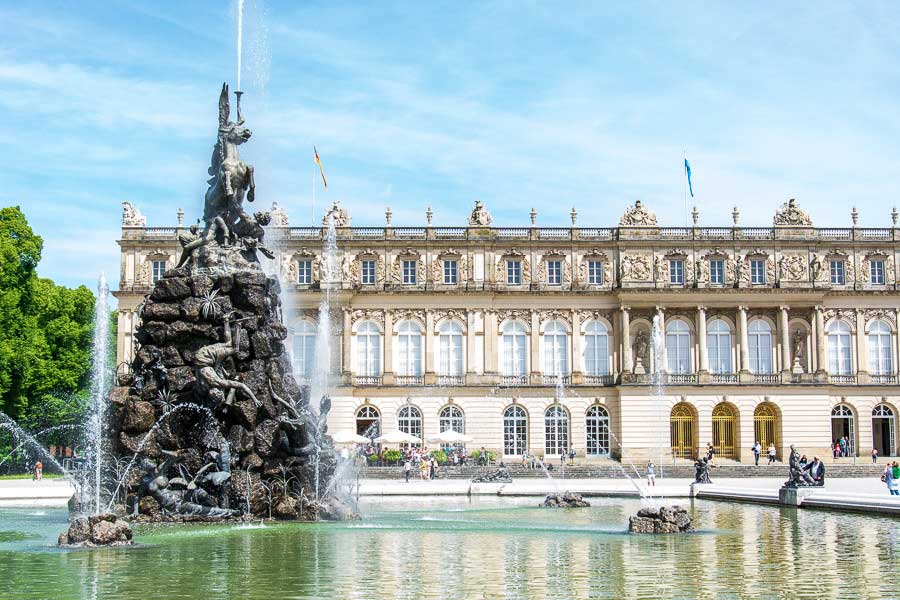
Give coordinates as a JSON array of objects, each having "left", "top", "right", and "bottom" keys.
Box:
[{"left": 114, "top": 198, "right": 900, "bottom": 463}]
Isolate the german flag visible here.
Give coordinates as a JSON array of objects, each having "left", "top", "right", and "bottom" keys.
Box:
[{"left": 314, "top": 146, "right": 327, "bottom": 190}]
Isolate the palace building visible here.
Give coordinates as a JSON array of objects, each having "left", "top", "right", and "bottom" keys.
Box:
[{"left": 113, "top": 198, "right": 900, "bottom": 463}]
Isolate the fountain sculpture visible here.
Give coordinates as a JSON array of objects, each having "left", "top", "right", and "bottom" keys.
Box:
[{"left": 107, "top": 84, "right": 342, "bottom": 522}]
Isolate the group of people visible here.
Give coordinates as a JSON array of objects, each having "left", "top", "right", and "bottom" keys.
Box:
[
  {"left": 883, "top": 462, "right": 900, "bottom": 495},
  {"left": 832, "top": 436, "right": 852, "bottom": 458},
  {"left": 750, "top": 441, "right": 779, "bottom": 465},
  {"left": 402, "top": 449, "right": 441, "bottom": 482},
  {"left": 519, "top": 448, "right": 576, "bottom": 470}
]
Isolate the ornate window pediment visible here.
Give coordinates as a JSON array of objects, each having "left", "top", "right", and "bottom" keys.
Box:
[
  {"left": 663, "top": 248, "right": 688, "bottom": 259},
  {"left": 578, "top": 250, "right": 612, "bottom": 285},
  {"left": 343, "top": 250, "right": 386, "bottom": 285},
  {"left": 619, "top": 200, "right": 657, "bottom": 227},
  {"left": 495, "top": 250, "right": 530, "bottom": 284},
  {"left": 431, "top": 250, "right": 468, "bottom": 284},
  {"left": 391, "top": 249, "right": 425, "bottom": 284},
  {"left": 703, "top": 248, "right": 729, "bottom": 259},
  {"left": 433, "top": 309, "right": 468, "bottom": 333},
  {"left": 497, "top": 309, "right": 532, "bottom": 332}
]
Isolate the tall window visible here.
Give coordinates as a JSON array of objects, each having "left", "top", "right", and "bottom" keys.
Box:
[
  {"left": 503, "top": 406, "right": 528, "bottom": 456},
  {"left": 355, "top": 405, "right": 380, "bottom": 439},
  {"left": 439, "top": 405, "right": 464, "bottom": 433},
  {"left": 748, "top": 320, "right": 773, "bottom": 374},
  {"left": 830, "top": 260, "right": 845, "bottom": 285},
  {"left": 870, "top": 260, "right": 886, "bottom": 284},
  {"left": 707, "top": 319, "right": 732, "bottom": 374},
  {"left": 827, "top": 321, "right": 852, "bottom": 375},
  {"left": 584, "top": 321, "right": 610, "bottom": 376},
  {"left": 361, "top": 260, "right": 376, "bottom": 285},
  {"left": 402, "top": 259, "right": 417, "bottom": 285},
  {"left": 152, "top": 260, "right": 167, "bottom": 284},
  {"left": 291, "top": 320, "right": 316, "bottom": 379},
  {"left": 666, "top": 320, "right": 691, "bottom": 374},
  {"left": 356, "top": 321, "right": 381, "bottom": 376},
  {"left": 547, "top": 260, "right": 562, "bottom": 285},
  {"left": 709, "top": 259, "right": 724, "bottom": 285},
  {"left": 585, "top": 405, "right": 610, "bottom": 456},
  {"left": 587, "top": 260, "right": 603, "bottom": 285},
  {"left": 544, "top": 406, "right": 569, "bottom": 455},
  {"left": 750, "top": 259, "right": 766, "bottom": 285},
  {"left": 397, "top": 405, "right": 422, "bottom": 446},
  {"left": 443, "top": 260, "right": 458, "bottom": 285},
  {"left": 507, "top": 260, "right": 522, "bottom": 284},
  {"left": 543, "top": 321, "right": 569, "bottom": 376},
  {"left": 501, "top": 321, "right": 528, "bottom": 376},
  {"left": 438, "top": 321, "right": 464, "bottom": 376},
  {"left": 868, "top": 320, "right": 893, "bottom": 375},
  {"left": 297, "top": 259, "right": 312, "bottom": 284},
  {"left": 669, "top": 259, "right": 684, "bottom": 285},
  {"left": 397, "top": 321, "right": 423, "bottom": 376}
]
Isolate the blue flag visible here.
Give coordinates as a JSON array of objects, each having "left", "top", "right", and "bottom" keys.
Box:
[{"left": 684, "top": 158, "right": 694, "bottom": 198}]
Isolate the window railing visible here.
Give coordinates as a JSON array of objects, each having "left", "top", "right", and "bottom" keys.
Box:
[
  {"left": 870, "top": 374, "right": 897, "bottom": 385},
  {"left": 500, "top": 375, "right": 528, "bottom": 386},
  {"left": 829, "top": 374, "right": 857, "bottom": 385},
  {"left": 354, "top": 375, "right": 382, "bottom": 386},
  {"left": 396, "top": 375, "right": 424, "bottom": 386},
  {"left": 584, "top": 374, "right": 615, "bottom": 386},
  {"left": 436, "top": 375, "right": 465, "bottom": 386},
  {"left": 665, "top": 373, "right": 697, "bottom": 384},
  {"left": 711, "top": 373, "right": 739, "bottom": 384},
  {"left": 752, "top": 373, "right": 781, "bottom": 384},
  {"left": 542, "top": 374, "right": 571, "bottom": 386}
]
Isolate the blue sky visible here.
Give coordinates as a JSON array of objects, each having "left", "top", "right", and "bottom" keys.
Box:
[{"left": 2, "top": 1, "right": 900, "bottom": 293}]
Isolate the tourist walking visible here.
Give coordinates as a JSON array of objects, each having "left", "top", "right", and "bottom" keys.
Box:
[
  {"left": 767, "top": 443, "right": 777, "bottom": 464},
  {"left": 706, "top": 443, "right": 715, "bottom": 463},
  {"left": 33, "top": 461, "right": 42, "bottom": 482},
  {"left": 882, "top": 463, "right": 899, "bottom": 495},
  {"left": 404, "top": 459, "right": 412, "bottom": 483},
  {"left": 752, "top": 441, "right": 761, "bottom": 466},
  {"left": 872, "top": 447, "right": 878, "bottom": 464},
  {"left": 646, "top": 462, "right": 656, "bottom": 487},
  {"left": 568, "top": 447, "right": 576, "bottom": 466}
]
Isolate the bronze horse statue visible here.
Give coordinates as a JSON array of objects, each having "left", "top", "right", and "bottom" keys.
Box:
[{"left": 204, "top": 83, "right": 256, "bottom": 245}]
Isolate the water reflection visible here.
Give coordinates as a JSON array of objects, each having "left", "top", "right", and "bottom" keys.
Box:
[{"left": 1, "top": 498, "right": 899, "bottom": 600}]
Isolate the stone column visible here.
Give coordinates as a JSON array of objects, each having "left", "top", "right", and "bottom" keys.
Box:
[
  {"left": 656, "top": 306, "right": 667, "bottom": 373},
  {"left": 342, "top": 309, "right": 352, "bottom": 383},
  {"left": 621, "top": 307, "right": 633, "bottom": 377},
  {"left": 530, "top": 310, "right": 541, "bottom": 384},
  {"left": 779, "top": 306, "right": 791, "bottom": 376},
  {"left": 571, "top": 309, "right": 583, "bottom": 384},
  {"left": 382, "top": 310, "right": 394, "bottom": 384},
  {"left": 738, "top": 306, "right": 750, "bottom": 375},
  {"left": 814, "top": 306, "right": 826, "bottom": 376},
  {"left": 424, "top": 310, "right": 436, "bottom": 384},
  {"left": 856, "top": 309, "right": 869, "bottom": 383},
  {"left": 697, "top": 306, "right": 709, "bottom": 381}
]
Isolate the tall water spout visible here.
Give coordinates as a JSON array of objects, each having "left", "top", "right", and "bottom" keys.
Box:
[
  {"left": 309, "top": 216, "right": 338, "bottom": 410},
  {"left": 236, "top": 0, "right": 244, "bottom": 90},
  {"left": 651, "top": 314, "right": 666, "bottom": 473},
  {"left": 86, "top": 273, "right": 112, "bottom": 514}
]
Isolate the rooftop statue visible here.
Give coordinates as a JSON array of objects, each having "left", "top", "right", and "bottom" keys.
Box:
[
  {"left": 774, "top": 198, "right": 813, "bottom": 227},
  {"left": 468, "top": 200, "right": 493, "bottom": 227},
  {"left": 619, "top": 200, "right": 657, "bottom": 227}
]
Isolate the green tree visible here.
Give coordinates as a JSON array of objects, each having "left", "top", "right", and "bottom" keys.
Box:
[{"left": 0, "top": 206, "right": 95, "bottom": 421}]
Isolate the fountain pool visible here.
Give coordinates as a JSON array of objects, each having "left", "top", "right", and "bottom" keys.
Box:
[{"left": 1, "top": 497, "right": 898, "bottom": 599}]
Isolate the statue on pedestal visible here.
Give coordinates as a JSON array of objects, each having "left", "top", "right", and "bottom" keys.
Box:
[{"left": 783, "top": 445, "right": 816, "bottom": 488}]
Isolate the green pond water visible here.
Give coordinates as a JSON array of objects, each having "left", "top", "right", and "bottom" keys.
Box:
[{"left": 0, "top": 497, "right": 898, "bottom": 600}]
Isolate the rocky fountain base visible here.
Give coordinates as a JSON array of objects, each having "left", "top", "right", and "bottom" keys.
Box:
[
  {"left": 58, "top": 514, "right": 133, "bottom": 547},
  {"left": 540, "top": 492, "right": 591, "bottom": 508},
  {"left": 628, "top": 505, "right": 693, "bottom": 534}
]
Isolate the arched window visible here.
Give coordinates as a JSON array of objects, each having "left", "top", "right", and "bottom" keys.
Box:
[
  {"left": 291, "top": 320, "right": 317, "bottom": 379},
  {"left": 831, "top": 404, "right": 855, "bottom": 456},
  {"left": 868, "top": 321, "right": 893, "bottom": 375},
  {"left": 584, "top": 321, "right": 610, "bottom": 376},
  {"left": 437, "top": 321, "right": 464, "bottom": 376},
  {"left": 827, "top": 321, "right": 852, "bottom": 375},
  {"left": 872, "top": 404, "right": 896, "bottom": 457},
  {"left": 666, "top": 320, "right": 691, "bottom": 374},
  {"left": 543, "top": 321, "right": 569, "bottom": 376},
  {"left": 501, "top": 321, "right": 528, "bottom": 377},
  {"left": 503, "top": 406, "right": 528, "bottom": 456},
  {"left": 355, "top": 405, "right": 380, "bottom": 439},
  {"left": 398, "top": 405, "right": 422, "bottom": 447},
  {"left": 748, "top": 320, "right": 773, "bottom": 374},
  {"left": 544, "top": 405, "right": 569, "bottom": 455},
  {"left": 439, "top": 405, "right": 464, "bottom": 433},
  {"left": 585, "top": 405, "right": 610, "bottom": 456},
  {"left": 356, "top": 321, "right": 381, "bottom": 376},
  {"left": 397, "top": 321, "right": 423, "bottom": 376},
  {"left": 707, "top": 319, "right": 732, "bottom": 374}
]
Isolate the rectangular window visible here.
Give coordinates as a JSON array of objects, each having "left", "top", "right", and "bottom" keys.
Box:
[
  {"left": 361, "top": 260, "right": 376, "bottom": 285},
  {"left": 709, "top": 259, "right": 724, "bottom": 284},
  {"left": 443, "top": 260, "right": 457, "bottom": 285},
  {"left": 830, "top": 260, "right": 845, "bottom": 285},
  {"left": 507, "top": 260, "right": 522, "bottom": 285},
  {"left": 292, "top": 336, "right": 315, "bottom": 378},
  {"left": 297, "top": 260, "right": 312, "bottom": 284},
  {"left": 502, "top": 335, "right": 527, "bottom": 376},
  {"left": 669, "top": 259, "right": 684, "bottom": 285},
  {"left": 547, "top": 260, "right": 562, "bottom": 285},
  {"left": 870, "top": 260, "right": 885, "bottom": 284},
  {"left": 402, "top": 259, "right": 417, "bottom": 285},
  {"left": 151, "top": 260, "right": 167, "bottom": 284},
  {"left": 750, "top": 259, "right": 766, "bottom": 285},
  {"left": 587, "top": 260, "right": 603, "bottom": 285}
]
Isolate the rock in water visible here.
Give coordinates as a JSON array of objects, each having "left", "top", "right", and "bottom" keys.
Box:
[
  {"left": 628, "top": 505, "right": 693, "bottom": 534},
  {"left": 58, "top": 514, "right": 133, "bottom": 547},
  {"left": 540, "top": 492, "right": 591, "bottom": 508}
]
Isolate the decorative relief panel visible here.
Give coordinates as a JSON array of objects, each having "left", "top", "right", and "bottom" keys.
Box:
[
  {"left": 432, "top": 309, "right": 468, "bottom": 332},
  {"left": 619, "top": 253, "right": 652, "bottom": 282},
  {"left": 538, "top": 309, "right": 572, "bottom": 328},
  {"left": 577, "top": 309, "right": 615, "bottom": 325},
  {"left": 778, "top": 254, "right": 808, "bottom": 282},
  {"left": 351, "top": 309, "right": 384, "bottom": 328},
  {"left": 823, "top": 308, "right": 857, "bottom": 328},
  {"left": 392, "top": 309, "right": 427, "bottom": 329},
  {"left": 496, "top": 309, "right": 533, "bottom": 330},
  {"left": 863, "top": 308, "right": 897, "bottom": 328}
]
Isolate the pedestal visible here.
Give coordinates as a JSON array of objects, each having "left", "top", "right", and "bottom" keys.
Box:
[{"left": 778, "top": 486, "right": 817, "bottom": 506}]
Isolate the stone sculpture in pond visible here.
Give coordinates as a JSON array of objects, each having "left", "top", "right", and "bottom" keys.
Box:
[{"left": 110, "top": 85, "right": 344, "bottom": 521}]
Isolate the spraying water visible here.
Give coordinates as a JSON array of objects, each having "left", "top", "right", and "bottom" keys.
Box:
[
  {"left": 236, "top": 0, "right": 244, "bottom": 90},
  {"left": 309, "top": 216, "right": 338, "bottom": 409},
  {"left": 651, "top": 314, "right": 666, "bottom": 478},
  {"left": 86, "top": 273, "right": 112, "bottom": 514}
]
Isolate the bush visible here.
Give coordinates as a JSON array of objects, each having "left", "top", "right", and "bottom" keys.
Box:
[
  {"left": 366, "top": 453, "right": 380, "bottom": 463},
  {"left": 429, "top": 450, "right": 448, "bottom": 465},
  {"left": 470, "top": 450, "right": 496, "bottom": 464},
  {"left": 382, "top": 449, "right": 403, "bottom": 464}
]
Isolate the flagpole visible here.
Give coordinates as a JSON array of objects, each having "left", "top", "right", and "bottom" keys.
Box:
[
  {"left": 683, "top": 149, "right": 688, "bottom": 227},
  {"left": 312, "top": 164, "right": 316, "bottom": 226}
]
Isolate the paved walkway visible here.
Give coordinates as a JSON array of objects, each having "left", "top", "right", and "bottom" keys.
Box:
[{"left": 0, "top": 478, "right": 74, "bottom": 507}]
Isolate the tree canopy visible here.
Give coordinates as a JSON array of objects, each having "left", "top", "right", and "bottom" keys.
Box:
[{"left": 0, "top": 206, "right": 95, "bottom": 423}]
